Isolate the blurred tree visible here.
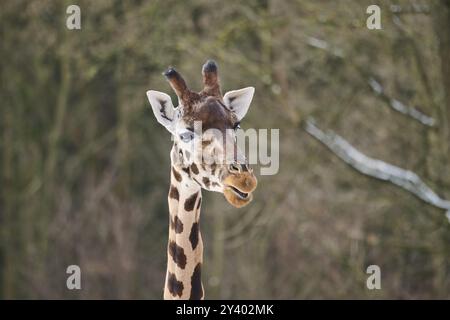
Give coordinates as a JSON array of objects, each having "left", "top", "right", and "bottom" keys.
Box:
[{"left": 0, "top": 0, "right": 448, "bottom": 299}]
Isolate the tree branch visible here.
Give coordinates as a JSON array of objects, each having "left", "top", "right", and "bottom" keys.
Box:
[
  {"left": 306, "top": 37, "right": 435, "bottom": 127},
  {"left": 304, "top": 119, "right": 450, "bottom": 221},
  {"left": 368, "top": 77, "right": 435, "bottom": 127}
]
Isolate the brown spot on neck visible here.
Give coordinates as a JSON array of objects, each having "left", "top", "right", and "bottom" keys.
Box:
[
  {"left": 167, "top": 273, "right": 184, "bottom": 298},
  {"left": 202, "top": 177, "right": 210, "bottom": 187},
  {"left": 170, "top": 216, "right": 184, "bottom": 233},
  {"left": 184, "top": 192, "right": 199, "bottom": 212},
  {"left": 191, "top": 163, "right": 199, "bottom": 175},
  {"left": 210, "top": 163, "right": 217, "bottom": 175},
  {"left": 168, "top": 241, "right": 187, "bottom": 269},
  {"left": 190, "top": 263, "right": 203, "bottom": 300},
  {"left": 169, "top": 185, "right": 179, "bottom": 201},
  {"left": 172, "top": 167, "right": 182, "bottom": 182},
  {"left": 211, "top": 182, "right": 220, "bottom": 188},
  {"left": 189, "top": 222, "right": 200, "bottom": 250},
  {"left": 181, "top": 166, "right": 190, "bottom": 176}
]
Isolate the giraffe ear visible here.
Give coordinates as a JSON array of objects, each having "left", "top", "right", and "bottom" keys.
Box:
[
  {"left": 146, "top": 90, "right": 177, "bottom": 134},
  {"left": 223, "top": 87, "right": 255, "bottom": 121}
]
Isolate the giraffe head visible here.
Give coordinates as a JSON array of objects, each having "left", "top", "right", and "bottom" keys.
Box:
[{"left": 147, "top": 60, "right": 257, "bottom": 207}]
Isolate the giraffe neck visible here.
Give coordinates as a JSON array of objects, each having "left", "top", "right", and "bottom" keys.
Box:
[{"left": 164, "top": 165, "right": 204, "bottom": 300}]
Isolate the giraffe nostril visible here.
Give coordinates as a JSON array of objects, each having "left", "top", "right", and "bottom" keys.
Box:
[{"left": 229, "top": 163, "right": 240, "bottom": 173}]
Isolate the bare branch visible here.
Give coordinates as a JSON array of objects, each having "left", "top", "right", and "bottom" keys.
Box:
[
  {"left": 304, "top": 119, "right": 450, "bottom": 221},
  {"left": 306, "top": 37, "right": 344, "bottom": 57},
  {"left": 306, "top": 36, "right": 435, "bottom": 127},
  {"left": 368, "top": 78, "right": 435, "bottom": 127}
]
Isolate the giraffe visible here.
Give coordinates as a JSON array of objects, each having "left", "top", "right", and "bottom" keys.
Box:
[{"left": 146, "top": 60, "right": 257, "bottom": 300}]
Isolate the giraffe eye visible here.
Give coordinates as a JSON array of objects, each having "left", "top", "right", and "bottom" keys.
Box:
[
  {"left": 233, "top": 122, "right": 241, "bottom": 130},
  {"left": 179, "top": 131, "right": 194, "bottom": 143}
]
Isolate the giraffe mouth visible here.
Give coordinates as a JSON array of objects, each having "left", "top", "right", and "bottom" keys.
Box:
[
  {"left": 222, "top": 173, "right": 257, "bottom": 208},
  {"left": 228, "top": 186, "right": 249, "bottom": 199},
  {"left": 223, "top": 185, "right": 253, "bottom": 208}
]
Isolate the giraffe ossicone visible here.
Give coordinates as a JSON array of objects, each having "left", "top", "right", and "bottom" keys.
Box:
[{"left": 146, "top": 60, "right": 258, "bottom": 299}]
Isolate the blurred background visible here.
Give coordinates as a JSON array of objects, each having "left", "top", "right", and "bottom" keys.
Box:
[{"left": 1, "top": 0, "right": 449, "bottom": 299}]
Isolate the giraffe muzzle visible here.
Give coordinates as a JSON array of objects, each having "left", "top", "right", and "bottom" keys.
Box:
[{"left": 222, "top": 172, "right": 257, "bottom": 208}]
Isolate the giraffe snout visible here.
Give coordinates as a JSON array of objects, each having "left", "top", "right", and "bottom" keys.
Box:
[{"left": 222, "top": 170, "right": 257, "bottom": 208}]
